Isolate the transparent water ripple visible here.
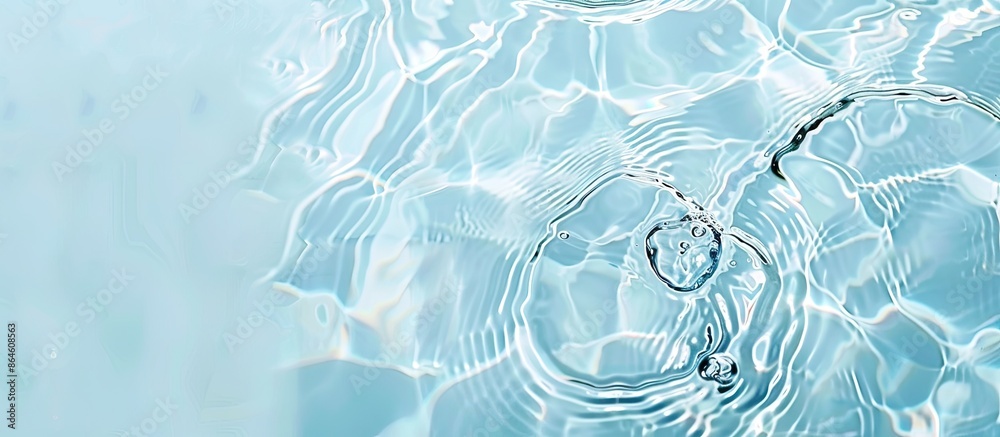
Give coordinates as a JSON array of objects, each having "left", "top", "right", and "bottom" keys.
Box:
[{"left": 248, "top": 0, "right": 1000, "bottom": 435}]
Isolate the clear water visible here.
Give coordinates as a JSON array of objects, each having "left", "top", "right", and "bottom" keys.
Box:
[{"left": 2, "top": 0, "right": 1000, "bottom": 436}]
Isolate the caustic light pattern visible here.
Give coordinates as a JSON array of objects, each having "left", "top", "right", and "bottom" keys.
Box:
[{"left": 251, "top": 0, "right": 1000, "bottom": 435}]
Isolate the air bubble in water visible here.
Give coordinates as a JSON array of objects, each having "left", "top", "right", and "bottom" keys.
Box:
[
  {"left": 558, "top": 231, "right": 569, "bottom": 239},
  {"left": 729, "top": 260, "right": 737, "bottom": 267},
  {"left": 698, "top": 353, "right": 737, "bottom": 385},
  {"left": 645, "top": 214, "right": 722, "bottom": 292}
]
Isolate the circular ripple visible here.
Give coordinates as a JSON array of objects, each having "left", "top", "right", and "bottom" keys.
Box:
[
  {"left": 496, "top": 169, "right": 791, "bottom": 433},
  {"left": 524, "top": 172, "right": 726, "bottom": 391}
]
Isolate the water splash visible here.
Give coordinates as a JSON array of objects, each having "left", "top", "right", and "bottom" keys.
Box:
[
  {"left": 645, "top": 213, "right": 723, "bottom": 292},
  {"left": 698, "top": 353, "right": 738, "bottom": 386}
]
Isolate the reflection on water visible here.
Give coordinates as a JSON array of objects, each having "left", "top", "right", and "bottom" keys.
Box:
[{"left": 247, "top": 0, "right": 1000, "bottom": 435}]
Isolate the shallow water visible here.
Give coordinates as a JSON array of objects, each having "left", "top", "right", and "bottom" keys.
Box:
[
  {"left": 2, "top": 0, "right": 1000, "bottom": 435},
  {"left": 264, "top": 1, "right": 1000, "bottom": 435}
]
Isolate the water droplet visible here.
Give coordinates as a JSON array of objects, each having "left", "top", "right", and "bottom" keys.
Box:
[
  {"left": 645, "top": 215, "right": 722, "bottom": 292},
  {"left": 558, "top": 231, "right": 569, "bottom": 240},
  {"left": 698, "top": 353, "right": 737, "bottom": 385},
  {"left": 691, "top": 225, "right": 706, "bottom": 238},
  {"left": 729, "top": 260, "right": 737, "bottom": 267}
]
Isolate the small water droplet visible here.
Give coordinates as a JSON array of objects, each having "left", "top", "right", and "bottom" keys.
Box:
[
  {"left": 698, "top": 353, "right": 737, "bottom": 385},
  {"left": 691, "top": 225, "right": 706, "bottom": 238},
  {"left": 729, "top": 260, "right": 737, "bottom": 267},
  {"left": 558, "top": 231, "right": 569, "bottom": 239}
]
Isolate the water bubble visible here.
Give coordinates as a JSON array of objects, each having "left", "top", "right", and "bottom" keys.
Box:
[
  {"left": 698, "top": 353, "right": 737, "bottom": 385},
  {"left": 691, "top": 225, "right": 706, "bottom": 238},
  {"left": 729, "top": 260, "right": 737, "bottom": 267},
  {"left": 645, "top": 215, "right": 722, "bottom": 292},
  {"left": 558, "top": 231, "right": 570, "bottom": 239}
]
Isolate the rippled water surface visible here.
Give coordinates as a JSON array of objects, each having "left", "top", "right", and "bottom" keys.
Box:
[
  {"left": 4, "top": 0, "right": 1000, "bottom": 435},
  {"left": 264, "top": 0, "right": 1000, "bottom": 435}
]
